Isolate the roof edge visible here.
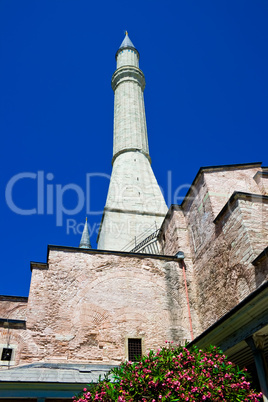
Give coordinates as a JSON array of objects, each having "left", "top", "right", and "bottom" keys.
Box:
[
  {"left": 30, "top": 262, "right": 48, "bottom": 272},
  {"left": 0, "top": 295, "right": 28, "bottom": 302},
  {"left": 47, "top": 244, "right": 181, "bottom": 262},
  {"left": 158, "top": 204, "right": 182, "bottom": 236},
  {"left": 7, "top": 362, "right": 117, "bottom": 371},
  {"left": 187, "top": 280, "right": 268, "bottom": 349},
  {"left": 181, "top": 162, "right": 262, "bottom": 209},
  {"left": 213, "top": 192, "right": 268, "bottom": 224}
]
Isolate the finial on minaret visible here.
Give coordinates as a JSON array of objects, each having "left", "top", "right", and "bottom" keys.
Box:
[
  {"left": 125, "top": 30, "right": 128, "bottom": 36},
  {"left": 79, "top": 218, "right": 92, "bottom": 249}
]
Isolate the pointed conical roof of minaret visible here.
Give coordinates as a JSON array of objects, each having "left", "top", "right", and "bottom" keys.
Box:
[
  {"left": 79, "top": 218, "right": 92, "bottom": 249},
  {"left": 118, "top": 31, "right": 136, "bottom": 51}
]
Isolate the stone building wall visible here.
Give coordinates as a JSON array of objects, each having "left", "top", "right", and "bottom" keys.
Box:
[
  {"left": 182, "top": 173, "right": 215, "bottom": 257},
  {"left": 204, "top": 165, "right": 261, "bottom": 217},
  {"left": 253, "top": 247, "right": 268, "bottom": 287},
  {"left": 0, "top": 326, "right": 35, "bottom": 368},
  {"left": 160, "top": 164, "right": 268, "bottom": 335},
  {"left": 1, "top": 164, "right": 267, "bottom": 369},
  {"left": 159, "top": 206, "right": 192, "bottom": 257},
  {"left": 239, "top": 196, "right": 268, "bottom": 261},
  {"left": 7, "top": 248, "right": 195, "bottom": 366},
  {"left": 194, "top": 195, "right": 267, "bottom": 331},
  {"left": 155, "top": 207, "right": 203, "bottom": 337},
  {"left": 253, "top": 170, "right": 268, "bottom": 195},
  {"left": 0, "top": 296, "right": 27, "bottom": 321},
  {"left": 0, "top": 296, "right": 29, "bottom": 368}
]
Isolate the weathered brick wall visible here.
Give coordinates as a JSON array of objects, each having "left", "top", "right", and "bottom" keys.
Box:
[
  {"left": 204, "top": 166, "right": 261, "bottom": 218},
  {"left": 2, "top": 166, "right": 267, "bottom": 368},
  {"left": 159, "top": 206, "right": 192, "bottom": 257},
  {"left": 194, "top": 199, "right": 258, "bottom": 330},
  {"left": 158, "top": 206, "right": 201, "bottom": 337},
  {"left": 253, "top": 170, "right": 268, "bottom": 195},
  {"left": 182, "top": 173, "right": 215, "bottom": 258},
  {"left": 0, "top": 296, "right": 27, "bottom": 321},
  {"left": 240, "top": 198, "right": 268, "bottom": 260},
  {"left": 254, "top": 252, "right": 268, "bottom": 287},
  {"left": 15, "top": 250, "right": 195, "bottom": 365},
  {"left": 0, "top": 296, "right": 30, "bottom": 368},
  {"left": 0, "top": 326, "right": 37, "bottom": 367},
  {"left": 161, "top": 166, "right": 268, "bottom": 335}
]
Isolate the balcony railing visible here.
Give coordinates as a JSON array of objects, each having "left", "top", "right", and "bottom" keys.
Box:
[{"left": 121, "top": 223, "right": 161, "bottom": 254}]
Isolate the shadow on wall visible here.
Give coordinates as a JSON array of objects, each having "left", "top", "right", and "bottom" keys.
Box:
[{"left": 164, "top": 261, "right": 189, "bottom": 342}]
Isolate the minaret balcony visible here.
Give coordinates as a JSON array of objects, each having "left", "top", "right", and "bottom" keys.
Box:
[{"left": 111, "top": 66, "right": 145, "bottom": 92}]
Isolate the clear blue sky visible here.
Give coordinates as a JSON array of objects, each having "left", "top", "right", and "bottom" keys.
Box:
[{"left": 1, "top": 0, "right": 267, "bottom": 296}]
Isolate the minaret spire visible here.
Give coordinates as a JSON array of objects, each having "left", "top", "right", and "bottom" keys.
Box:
[
  {"left": 97, "top": 34, "right": 167, "bottom": 251},
  {"left": 112, "top": 33, "right": 148, "bottom": 163},
  {"left": 79, "top": 218, "right": 92, "bottom": 249},
  {"left": 117, "top": 31, "right": 136, "bottom": 52}
]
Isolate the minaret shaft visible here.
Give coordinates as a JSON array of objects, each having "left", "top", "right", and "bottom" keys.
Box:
[
  {"left": 112, "top": 66, "right": 149, "bottom": 162},
  {"left": 97, "top": 34, "right": 167, "bottom": 251}
]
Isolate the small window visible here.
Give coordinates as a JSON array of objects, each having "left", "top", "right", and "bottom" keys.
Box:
[
  {"left": 1, "top": 348, "right": 13, "bottom": 361},
  {"left": 128, "top": 338, "right": 142, "bottom": 361},
  {"left": 0, "top": 344, "right": 16, "bottom": 365}
]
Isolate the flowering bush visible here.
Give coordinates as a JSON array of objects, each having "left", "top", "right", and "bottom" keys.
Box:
[{"left": 73, "top": 343, "right": 262, "bottom": 401}]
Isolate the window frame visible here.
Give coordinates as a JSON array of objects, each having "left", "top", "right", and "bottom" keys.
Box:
[
  {"left": 126, "top": 337, "right": 143, "bottom": 361},
  {"left": 0, "top": 344, "right": 17, "bottom": 366}
]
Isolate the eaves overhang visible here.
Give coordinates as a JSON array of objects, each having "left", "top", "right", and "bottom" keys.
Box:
[{"left": 0, "top": 363, "right": 116, "bottom": 397}]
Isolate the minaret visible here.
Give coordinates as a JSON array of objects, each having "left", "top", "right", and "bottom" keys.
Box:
[
  {"left": 97, "top": 33, "right": 167, "bottom": 251},
  {"left": 79, "top": 218, "right": 92, "bottom": 249}
]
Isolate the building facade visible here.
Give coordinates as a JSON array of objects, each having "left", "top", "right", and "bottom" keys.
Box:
[{"left": 0, "top": 34, "right": 267, "bottom": 401}]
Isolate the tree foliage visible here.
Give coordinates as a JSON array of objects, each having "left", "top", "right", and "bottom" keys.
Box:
[{"left": 73, "top": 343, "right": 262, "bottom": 401}]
